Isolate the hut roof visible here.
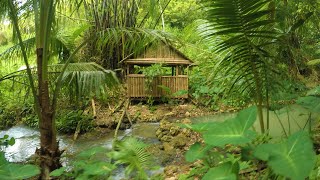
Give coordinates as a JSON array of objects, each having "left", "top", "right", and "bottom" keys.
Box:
[{"left": 124, "top": 42, "right": 193, "bottom": 65}]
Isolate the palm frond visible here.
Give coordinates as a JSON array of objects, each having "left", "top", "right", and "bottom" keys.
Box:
[
  {"left": 200, "top": 0, "right": 278, "bottom": 98},
  {"left": 51, "top": 62, "right": 119, "bottom": 98},
  {"left": 199, "top": 0, "right": 280, "bottom": 132},
  {"left": 108, "top": 137, "right": 155, "bottom": 179},
  {"left": 0, "top": 62, "right": 119, "bottom": 99},
  {"left": 0, "top": 37, "right": 36, "bottom": 63}
]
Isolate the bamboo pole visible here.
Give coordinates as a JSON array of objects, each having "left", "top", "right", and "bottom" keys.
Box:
[
  {"left": 91, "top": 99, "right": 96, "bottom": 118},
  {"left": 114, "top": 99, "right": 130, "bottom": 139}
]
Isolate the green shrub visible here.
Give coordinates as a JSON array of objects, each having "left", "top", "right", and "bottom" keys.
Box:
[
  {"left": 56, "top": 110, "right": 94, "bottom": 134},
  {"left": 0, "top": 105, "right": 22, "bottom": 130}
]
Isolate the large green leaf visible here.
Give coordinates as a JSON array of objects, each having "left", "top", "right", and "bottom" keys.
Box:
[
  {"left": 0, "top": 163, "right": 40, "bottom": 180},
  {"left": 202, "top": 162, "right": 238, "bottom": 180},
  {"left": 50, "top": 167, "right": 67, "bottom": 177},
  {"left": 203, "top": 106, "right": 257, "bottom": 147},
  {"left": 0, "top": 152, "right": 39, "bottom": 179},
  {"left": 254, "top": 131, "right": 316, "bottom": 180},
  {"left": 75, "top": 161, "right": 114, "bottom": 180},
  {"left": 296, "top": 96, "right": 320, "bottom": 113},
  {"left": 182, "top": 122, "right": 220, "bottom": 133},
  {"left": 185, "top": 142, "right": 213, "bottom": 162}
]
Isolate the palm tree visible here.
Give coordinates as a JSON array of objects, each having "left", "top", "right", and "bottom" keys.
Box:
[
  {"left": 199, "top": 0, "right": 278, "bottom": 133},
  {"left": 0, "top": 1, "right": 118, "bottom": 178}
]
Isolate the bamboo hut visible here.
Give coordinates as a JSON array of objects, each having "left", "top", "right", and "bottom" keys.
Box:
[{"left": 123, "top": 43, "right": 193, "bottom": 99}]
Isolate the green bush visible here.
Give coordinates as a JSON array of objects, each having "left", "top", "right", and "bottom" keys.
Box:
[
  {"left": 0, "top": 104, "right": 24, "bottom": 130},
  {"left": 56, "top": 110, "right": 94, "bottom": 134}
]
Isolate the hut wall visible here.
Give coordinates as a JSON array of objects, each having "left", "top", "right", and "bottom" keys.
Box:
[{"left": 127, "top": 74, "right": 188, "bottom": 98}]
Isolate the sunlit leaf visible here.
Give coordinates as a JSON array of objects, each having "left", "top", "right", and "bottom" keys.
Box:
[
  {"left": 296, "top": 96, "right": 320, "bottom": 113},
  {"left": 254, "top": 131, "right": 316, "bottom": 180},
  {"left": 185, "top": 142, "right": 212, "bottom": 162},
  {"left": 202, "top": 162, "right": 238, "bottom": 180},
  {"left": 203, "top": 106, "right": 257, "bottom": 147},
  {"left": 50, "top": 167, "right": 66, "bottom": 177},
  {"left": 0, "top": 163, "right": 40, "bottom": 180}
]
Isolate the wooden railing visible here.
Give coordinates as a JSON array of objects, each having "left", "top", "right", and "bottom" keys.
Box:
[{"left": 127, "top": 74, "right": 188, "bottom": 98}]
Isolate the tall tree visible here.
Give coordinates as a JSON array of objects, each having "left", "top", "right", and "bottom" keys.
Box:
[{"left": 1, "top": 1, "right": 118, "bottom": 178}]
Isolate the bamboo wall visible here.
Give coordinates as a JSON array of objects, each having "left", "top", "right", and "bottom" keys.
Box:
[{"left": 127, "top": 74, "right": 188, "bottom": 98}]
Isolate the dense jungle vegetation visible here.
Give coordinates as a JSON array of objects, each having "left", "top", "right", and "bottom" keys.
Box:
[{"left": 0, "top": 0, "right": 319, "bottom": 179}]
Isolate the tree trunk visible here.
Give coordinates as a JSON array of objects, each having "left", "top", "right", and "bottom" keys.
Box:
[
  {"left": 251, "top": 61, "right": 265, "bottom": 133},
  {"left": 36, "top": 48, "right": 62, "bottom": 179}
]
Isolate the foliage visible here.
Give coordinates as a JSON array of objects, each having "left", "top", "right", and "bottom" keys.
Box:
[
  {"left": 164, "top": 0, "right": 203, "bottom": 29},
  {"left": 135, "top": 63, "right": 168, "bottom": 104},
  {"left": 108, "top": 137, "right": 157, "bottom": 179},
  {"left": 0, "top": 102, "right": 36, "bottom": 130},
  {"left": 50, "top": 137, "right": 156, "bottom": 180},
  {"left": 0, "top": 136, "right": 40, "bottom": 180},
  {"left": 254, "top": 131, "right": 316, "bottom": 180},
  {"left": 295, "top": 85, "right": 320, "bottom": 113},
  {"left": 56, "top": 110, "right": 94, "bottom": 134},
  {"left": 83, "top": 0, "right": 173, "bottom": 70},
  {"left": 50, "top": 146, "right": 115, "bottom": 179},
  {"left": 183, "top": 106, "right": 316, "bottom": 179},
  {"left": 0, "top": 135, "right": 15, "bottom": 147},
  {"left": 203, "top": 106, "right": 257, "bottom": 147},
  {"left": 198, "top": 0, "right": 280, "bottom": 133},
  {"left": 202, "top": 161, "right": 238, "bottom": 180}
]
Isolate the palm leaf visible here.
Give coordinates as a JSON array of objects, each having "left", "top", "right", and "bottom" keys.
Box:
[
  {"left": 199, "top": 0, "right": 279, "bottom": 132},
  {"left": 0, "top": 24, "right": 88, "bottom": 63},
  {"left": 108, "top": 137, "right": 155, "bottom": 179},
  {"left": 0, "top": 62, "right": 119, "bottom": 99},
  {"left": 53, "top": 62, "right": 119, "bottom": 97},
  {"left": 199, "top": 0, "right": 277, "bottom": 96}
]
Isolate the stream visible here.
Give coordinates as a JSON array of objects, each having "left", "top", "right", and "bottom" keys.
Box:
[
  {"left": 0, "top": 104, "right": 318, "bottom": 177},
  {"left": 0, "top": 123, "right": 160, "bottom": 163}
]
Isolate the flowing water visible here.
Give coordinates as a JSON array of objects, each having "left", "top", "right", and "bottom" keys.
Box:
[
  {"left": 0, "top": 123, "right": 160, "bottom": 163},
  {"left": 0, "top": 123, "right": 161, "bottom": 179}
]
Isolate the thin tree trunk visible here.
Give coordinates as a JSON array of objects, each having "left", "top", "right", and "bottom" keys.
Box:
[
  {"left": 36, "top": 48, "right": 62, "bottom": 179},
  {"left": 251, "top": 61, "right": 265, "bottom": 133}
]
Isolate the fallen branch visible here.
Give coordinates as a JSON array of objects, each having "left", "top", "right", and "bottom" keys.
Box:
[
  {"left": 73, "top": 121, "right": 81, "bottom": 141},
  {"left": 114, "top": 99, "right": 130, "bottom": 139},
  {"left": 124, "top": 100, "right": 132, "bottom": 126},
  {"left": 111, "top": 99, "right": 125, "bottom": 114},
  {"left": 91, "top": 99, "right": 96, "bottom": 118}
]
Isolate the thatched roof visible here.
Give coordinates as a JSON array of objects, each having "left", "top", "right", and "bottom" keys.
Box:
[{"left": 124, "top": 42, "right": 193, "bottom": 66}]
